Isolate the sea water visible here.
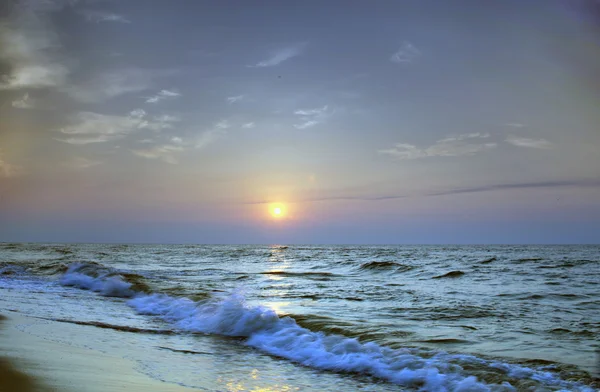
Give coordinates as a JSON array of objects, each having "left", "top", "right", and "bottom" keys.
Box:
[{"left": 0, "top": 243, "right": 598, "bottom": 391}]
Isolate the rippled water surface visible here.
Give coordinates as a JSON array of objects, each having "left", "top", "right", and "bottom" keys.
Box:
[{"left": 1, "top": 243, "right": 598, "bottom": 391}]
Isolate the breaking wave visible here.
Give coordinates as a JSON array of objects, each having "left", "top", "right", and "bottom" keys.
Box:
[
  {"left": 127, "top": 292, "right": 594, "bottom": 392},
  {"left": 59, "top": 263, "right": 150, "bottom": 298}
]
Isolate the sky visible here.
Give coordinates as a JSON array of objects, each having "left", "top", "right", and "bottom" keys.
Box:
[{"left": 0, "top": 0, "right": 599, "bottom": 244}]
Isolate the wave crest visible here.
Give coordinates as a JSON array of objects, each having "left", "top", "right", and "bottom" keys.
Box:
[{"left": 59, "top": 263, "right": 150, "bottom": 298}]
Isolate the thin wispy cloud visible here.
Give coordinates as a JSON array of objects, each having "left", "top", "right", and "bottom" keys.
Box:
[
  {"left": 196, "top": 120, "right": 230, "bottom": 148},
  {"left": 242, "top": 122, "right": 255, "bottom": 129},
  {"left": 57, "top": 112, "right": 143, "bottom": 145},
  {"left": 0, "top": 150, "right": 23, "bottom": 178},
  {"left": 64, "top": 157, "right": 103, "bottom": 170},
  {"left": 80, "top": 10, "right": 131, "bottom": 23},
  {"left": 244, "top": 178, "right": 600, "bottom": 205},
  {"left": 154, "top": 114, "right": 181, "bottom": 123},
  {"left": 132, "top": 119, "right": 231, "bottom": 164},
  {"left": 132, "top": 144, "right": 183, "bottom": 164},
  {"left": 294, "top": 105, "right": 330, "bottom": 129},
  {"left": 56, "top": 109, "right": 180, "bottom": 145},
  {"left": 12, "top": 93, "right": 35, "bottom": 109},
  {"left": 0, "top": 7, "right": 69, "bottom": 90},
  {"left": 65, "top": 68, "right": 175, "bottom": 103},
  {"left": 227, "top": 95, "right": 244, "bottom": 104},
  {"left": 506, "top": 135, "right": 553, "bottom": 149},
  {"left": 146, "top": 89, "right": 181, "bottom": 104},
  {"left": 390, "top": 41, "right": 421, "bottom": 64},
  {"left": 505, "top": 123, "right": 526, "bottom": 129},
  {"left": 379, "top": 133, "right": 496, "bottom": 159},
  {"left": 250, "top": 43, "right": 307, "bottom": 67}
]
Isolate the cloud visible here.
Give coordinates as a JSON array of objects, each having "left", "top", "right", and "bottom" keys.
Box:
[
  {"left": 426, "top": 179, "right": 600, "bottom": 197},
  {"left": 0, "top": 6, "right": 69, "bottom": 90},
  {"left": 390, "top": 41, "right": 421, "bottom": 64},
  {"left": 250, "top": 43, "right": 307, "bottom": 67},
  {"left": 129, "top": 109, "right": 146, "bottom": 119},
  {"left": 293, "top": 105, "right": 330, "bottom": 129},
  {"left": 80, "top": 10, "right": 130, "bottom": 23},
  {"left": 154, "top": 114, "right": 180, "bottom": 123},
  {"left": 505, "top": 123, "right": 526, "bottom": 129},
  {"left": 57, "top": 112, "right": 142, "bottom": 144},
  {"left": 196, "top": 120, "right": 230, "bottom": 148},
  {"left": 131, "top": 144, "right": 183, "bottom": 164},
  {"left": 145, "top": 89, "right": 181, "bottom": 104},
  {"left": 379, "top": 133, "right": 496, "bottom": 159},
  {"left": 56, "top": 109, "right": 179, "bottom": 145},
  {"left": 244, "top": 178, "right": 600, "bottom": 205},
  {"left": 64, "top": 157, "right": 103, "bottom": 170},
  {"left": 11, "top": 93, "right": 35, "bottom": 109},
  {"left": 242, "top": 122, "right": 255, "bottom": 129},
  {"left": 214, "top": 120, "right": 230, "bottom": 130},
  {"left": 0, "top": 151, "right": 23, "bottom": 178},
  {"left": 131, "top": 119, "right": 230, "bottom": 163},
  {"left": 227, "top": 95, "right": 244, "bottom": 104},
  {"left": 506, "top": 135, "right": 553, "bottom": 149},
  {"left": 64, "top": 68, "right": 175, "bottom": 103},
  {"left": 294, "top": 120, "right": 319, "bottom": 130},
  {"left": 138, "top": 114, "right": 180, "bottom": 131}
]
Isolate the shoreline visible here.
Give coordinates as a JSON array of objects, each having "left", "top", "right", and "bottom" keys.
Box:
[
  {"left": 0, "top": 315, "right": 42, "bottom": 392},
  {"left": 0, "top": 311, "right": 195, "bottom": 392}
]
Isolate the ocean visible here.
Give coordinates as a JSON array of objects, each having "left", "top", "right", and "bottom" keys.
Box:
[{"left": 0, "top": 243, "right": 598, "bottom": 391}]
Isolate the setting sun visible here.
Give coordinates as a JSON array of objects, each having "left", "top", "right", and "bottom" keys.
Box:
[{"left": 269, "top": 203, "right": 286, "bottom": 219}]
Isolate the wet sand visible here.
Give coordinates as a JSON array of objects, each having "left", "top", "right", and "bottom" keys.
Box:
[{"left": 0, "top": 312, "right": 195, "bottom": 392}]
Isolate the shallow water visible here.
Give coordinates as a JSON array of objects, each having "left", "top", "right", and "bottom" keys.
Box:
[{"left": 0, "top": 243, "right": 598, "bottom": 391}]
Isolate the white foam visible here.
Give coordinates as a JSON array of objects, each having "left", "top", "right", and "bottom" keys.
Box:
[
  {"left": 60, "top": 263, "right": 134, "bottom": 298},
  {"left": 127, "top": 292, "right": 595, "bottom": 392}
]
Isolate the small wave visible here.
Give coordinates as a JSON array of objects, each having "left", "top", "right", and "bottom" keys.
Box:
[
  {"left": 520, "top": 293, "right": 581, "bottom": 301},
  {"left": 29, "top": 260, "right": 69, "bottom": 275},
  {"left": 432, "top": 271, "right": 465, "bottom": 279},
  {"left": 480, "top": 257, "right": 496, "bottom": 264},
  {"left": 259, "top": 271, "right": 336, "bottom": 280},
  {"left": 539, "top": 260, "right": 596, "bottom": 268},
  {"left": 515, "top": 257, "right": 543, "bottom": 262},
  {"left": 400, "top": 306, "right": 497, "bottom": 321},
  {"left": 52, "top": 247, "right": 73, "bottom": 256},
  {"left": 0, "top": 243, "right": 22, "bottom": 250},
  {"left": 0, "top": 265, "right": 25, "bottom": 276},
  {"left": 0, "top": 260, "right": 68, "bottom": 276},
  {"left": 344, "top": 296, "right": 364, "bottom": 302},
  {"left": 358, "top": 261, "right": 413, "bottom": 272},
  {"left": 59, "top": 263, "right": 150, "bottom": 298},
  {"left": 415, "top": 338, "right": 472, "bottom": 344},
  {"left": 549, "top": 328, "right": 594, "bottom": 337}
]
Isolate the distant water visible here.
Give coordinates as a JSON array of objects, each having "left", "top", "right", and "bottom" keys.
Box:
[{"left": 1, "top": 243, "right": 598, "bottom": 391}]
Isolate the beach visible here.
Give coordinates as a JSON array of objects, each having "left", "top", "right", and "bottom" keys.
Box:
[{"left": 0, "top": 312, "right": 195, "bottom": 392}]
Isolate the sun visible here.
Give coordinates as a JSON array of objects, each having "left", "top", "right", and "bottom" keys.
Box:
[{"left": 269, "top": 203, "right": 286, "bottom": 219}]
